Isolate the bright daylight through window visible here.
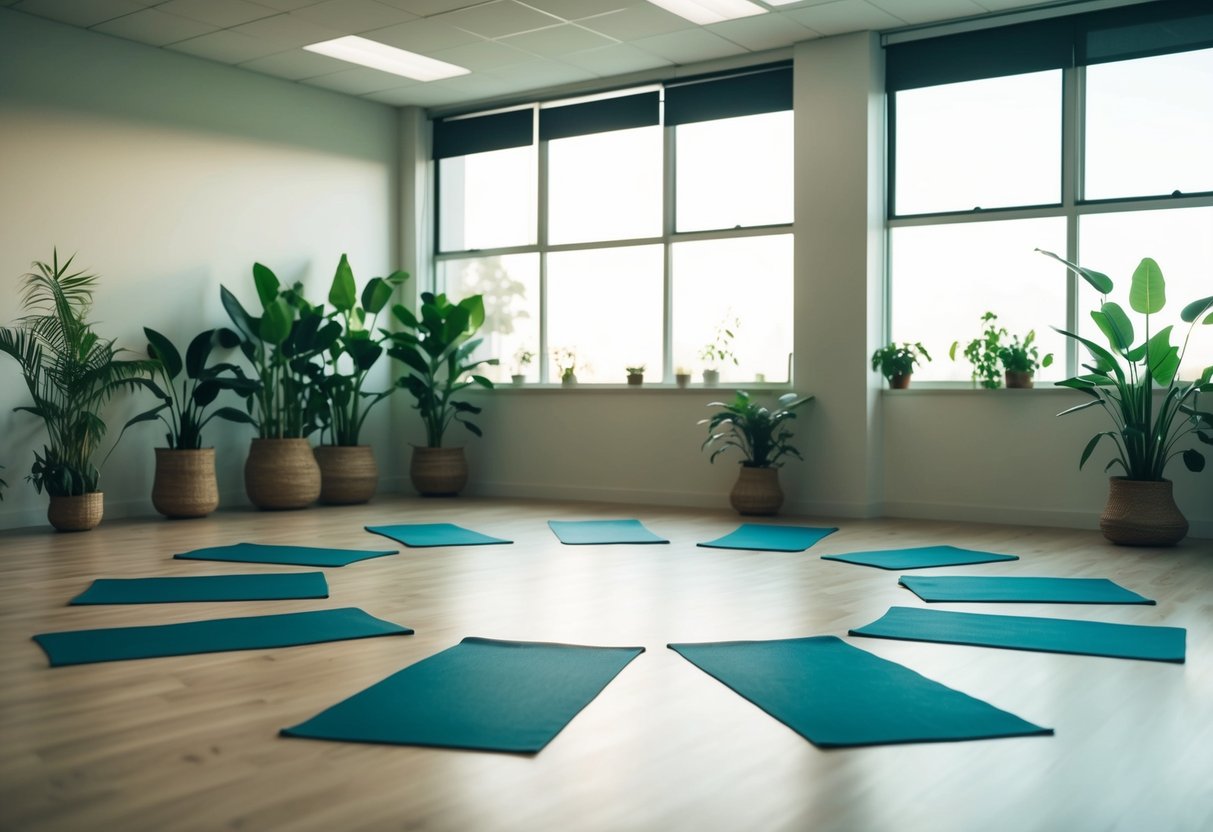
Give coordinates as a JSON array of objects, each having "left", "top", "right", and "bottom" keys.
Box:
[{"left": 434, "top": 66, "right": 794, "bottom": 385}]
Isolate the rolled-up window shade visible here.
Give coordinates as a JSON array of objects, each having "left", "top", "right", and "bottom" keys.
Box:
[
  {"left": 539, "top": 91, "right": 660, "bottom": 141},
  {"left": 433, "top": 108, "right": 533, "bottom": 160},
  {"left": 1079, "top": 0, "right": 1213, "bottom": 65},
  {"left": 665, "top": 64, "right": 792, "bottom": 126}
]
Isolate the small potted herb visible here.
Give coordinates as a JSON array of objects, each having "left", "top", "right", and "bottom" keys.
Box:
[
  {"left": 950, "top": 311, "right": 1051, "bottom": 389},
  {"left": 512, "top": 346, "right": 535, "bottom": 385},
  {"left": 626, "top": 365, "right": 645, "bottom": 386},
  {"left": 870, "top": 342, "right": 931, "bottom": 389},
  {"left": 998, "top": 330, "right": 1053, "bottom": 389},
  {"left": 700, "top": 315, "right": 739, "bottom": 386},
  {"left": 553, "top": 347, "right": 578, "bottom": 386}
]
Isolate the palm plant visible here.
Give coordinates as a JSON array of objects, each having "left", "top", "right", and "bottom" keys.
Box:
[
  {"left": 700, "top": 391, "right": 814, "bottom": 468},
  {"left": 0, "top": 252, "right": 157, "bottom": 496}
]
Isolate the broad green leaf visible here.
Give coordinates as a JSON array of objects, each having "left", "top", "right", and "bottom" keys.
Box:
[
  {"left": 391, "top": 304, "right": 418, "bottom": 329},
  {"left": 1183, "top": 449, "right": 1205, "bottom": 472},
  {"left": 144, "top": 327, "right": 182, "bottom": 380},
  {"left": 1057, "top": 399, "right": 1104, "bottom": 417},
  {"left": 252, "top": 262, "right": 280, "bottom": 309},
  {"left": 1091, "top": 302, "right": 1133, "bottom": 352},
  {"left": 461, "top": 295, "right": 486, "bottom": 331},
  {"left": 220, "top": 285, "right": 258, "bottom": 345},
  {"left": 1145, "top": 326, "right": 1179, "bottom": 386},
  {"left": 184, "top": 329, "right": 217, "bottom": 378},
  {"left": 212, "top": 406, "right": 256, "bottom": 425},
  {"left": 1035, "top": 248, "right": 1114, "bottom": 294},
  {"left": 362, "top": 277, "right": 394, "bottom": 315},
  {"left": 1054, "top": 326, "right": 1125, "bottom": 385},
  {"left": 259, "top": 297, "right": 293, "bottom": 345},
  {"left": 1129, "top": 257, "right": 1165, "bottom": 314},
  {"left": 1180, "top": 295, "right": 1213, "bottom": 323},
  {"left": 328, "top": 254, "right": 356, "bottom": 312},
  {"left": 1079, "top": 432, "right": 1113, "bottom": 469},
  {"left": 193, "top": 379, "right": 220, "bottom": 407}
]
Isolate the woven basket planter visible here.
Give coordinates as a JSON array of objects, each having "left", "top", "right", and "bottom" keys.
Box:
[
  {"left": 730, "top": 466, "right": 783, "bottom": 516},
  {"left": 410, "top": 446, "right": 468, "bottom": 497},
  {"left": 48, "top": 492, "right": 104, "bottom": 532},
  {"left": 1100, "top": 477, "right": 1188, "bottom": 547},
  {"left": 244, "top": 438, "right": 320, "bottom": 510},
  {"left": 152, "top": 448, "right": 219, "bottom": 518},
  {"left": 315, "top": 445, "right": 379, "bottom": 505}
]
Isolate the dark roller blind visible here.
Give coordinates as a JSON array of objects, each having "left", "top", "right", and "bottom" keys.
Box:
[
  {"left": 539, "top": 91, "right": 660, "bottom": 141},
  {"left": 664, "top": 64, "right": 792, "bottom": 126},
  {"left": 432, "top": 108, "right": 533, "bottom": 160}
]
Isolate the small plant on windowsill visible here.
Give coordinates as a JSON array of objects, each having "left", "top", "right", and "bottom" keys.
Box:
[
  {"left": 675, "top": 366, "right": 692, "bottom": 388},
  {"left": 700, "top": 314, "right": 740, "bottom": 386},
  {"left": 950, "top": 311, "right": 1051, "bottom": 389},
  {"left": 871, "top": 341, "right": 931, "bottom": 389},
  {"left": 626, "top": 365, "right": 645, "bottom": 386},
  {"left": 511, "top": 346, "right": 535, "bottom": 385},
  {"left": 553, "top": 346, "right": 578, "bottom": 386},
  {"left": 998, "top": 330, "right": 1053, "bottom": 389}
]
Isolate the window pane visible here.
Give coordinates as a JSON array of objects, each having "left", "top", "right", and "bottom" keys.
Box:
[
  {"left": 1079, "top": 207, "right": 1213, "bottom": 380},
  {"left": 547, "top": 246, "right": 663, "bottom": 383},
  {"left": 437, "top": 254, "right": 539, "bottom": 384},
  {"left": 676, "top": 111, "right": 793, "bottom": 232},
  {"left": 547, "top": 126, "right": 661, "bottom": 245},
  {"left": 672, "top": 235, "right": 793, "bottom": 383},
  {"left": 438, "top": 146, "right": 535, "bottom": 252},
  {"left": 1085, "top": 48, "right": 1213, "bottom": 200},
  {"left": 890, "top": 218, "right": 1067, "bottom": 382},
  {"left": 894, "top": 70, "right": 1062, "bottom": 215}
]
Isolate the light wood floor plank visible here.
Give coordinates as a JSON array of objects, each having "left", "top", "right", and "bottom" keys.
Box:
[{"left": 1, "top": 498, "right": 1210, "bottom": 831}]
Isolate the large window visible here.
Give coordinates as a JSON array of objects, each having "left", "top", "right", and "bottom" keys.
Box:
[
  {"left": 433, "top": 67, "right": 794, "bottom": 385},
  {"left": 887, "top": 1, "right": 1213, "bottom": 384}
]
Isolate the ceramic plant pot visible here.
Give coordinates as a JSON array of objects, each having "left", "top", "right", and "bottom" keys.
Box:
[
  {"left": 152, "top": 448, "right": 219, "bottom": 518},
  {"left": 315, "top": 445, "right": 379, "bottom": 505},
  {"left": 244, "top": 438, "right": 320, "bottom": 510},
  {"left": 1005, "top": 370, "right": 1034, "bottom": 389},
  {"left": 1100, "top": 477, "right": 1188, "bottom": 546},
  {"left": 889, "top": 374, "right": 911, "bottom": 389}
]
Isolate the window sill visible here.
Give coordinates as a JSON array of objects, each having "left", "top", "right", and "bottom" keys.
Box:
[{"left": 473, "top": 382, "right": 796, "bottom": 393}]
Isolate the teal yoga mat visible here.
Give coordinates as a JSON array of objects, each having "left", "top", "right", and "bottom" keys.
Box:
[
  {"left": 364, "top": 523, "right": 511, "bottom": 548},
  {"left": 823, "top": 545, "right": 1017, "bottom": 570},
  {"left": 850, "top": 606, "right": 1186, "bottom": 663},
  {"left": 668, "top": 635, "right": 1052, "bottom": 748},
  {"left": 282, "top": 637, "right": 645, "bottom": 753},
  {"left": 69, "top": 572, "right": 328, "bottom": 605},
  {"left": 33, "top": 607, "right": 411, "bottom": 667},
  {"left": 900, "top": 575, "right": 1155, "bottom": 605},
  {"left": 697, "top": 523, "right": 838, "bottom": 552},
  {"left": 547, "top": 519, "right": 668, "bottom": 545},
  {"left": 174, "top": 542, "right": 397, "bottom": 567}
]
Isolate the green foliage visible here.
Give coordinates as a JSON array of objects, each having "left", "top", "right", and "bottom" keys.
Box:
[
  {"left": 552, "top": 347, "right": 577, "bottom": 379},
  {"left": 998, "top": 330, "right": 1054, "bottom": 374},
  {"left": 388, "top": 292, "right": 497, "bottom": 447},
  {"left": 626, "top": 365, "right": 646, "bottom": 375},
  {"left": 220, "top": 263, "right": 341, "bottom": 439},
  {"left": 871, "top": 342, "right": 931, "bottom": 381},
  {"left": 314, "top": 254, "right": 409, "bottom": 446},
  {"left": 140, "top": 327, "right": 258, "bottom": 449},
  {"left": 1038, "top": 248, "right": 1212, "bottom": 481},
  {"left": 699, "top": 314, "right": 740, "bottom": 370},
  {"left": 700, "top": 391, "right": 814, "bottom": 468},
  {"left": 950, "top": 312, "right": 1053, "bottom": 387},
  {"left": 0, "top": 251, "right": 158, "bottom": 496}
]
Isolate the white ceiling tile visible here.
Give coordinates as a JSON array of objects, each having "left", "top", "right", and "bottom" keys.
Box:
[
  {"left": 524, "top": 0, "right": 629, "bottom": 19},
  {"left": 12, "top": 0, "right": 146, "bottom": 27},
  {"left": 561, "top": 42, "right": 672, "bottom": 75},
  {"left": 632, "top": 27, "right": 746, "bottom": 63},
  {"left": 429, "top": 39, "right": 536, "bottom": 70},
  {"left": 290, "top": 0, "right": 417, "bottom": 33},
  {"left": 168, "top": 28, "right": 283, "bottom": 63},
  {"left": 782, "top": 0, "right": 906, "bottom": 36},
  {"left": 436, "top": 0, "right": 563, "bottom": 39},
  {"left": 376, "top": 0, "right": 485, "bottom": 15},
  {"left": 239, "top": 47, "right": 349, "bottom": 79},
  {"left": 231, "top": 11, "right": 342, "bottom": 48},
  {"left": 577, "top": 4, "right": 692, "bottom": 41},
  {"left": 303, "top": 65, "right": 414, "bottom": 93},
  {"left": 976, "top": 0, "right": 1064, "bottom": 10},
  {"left": 155, "top": 0, "right": 279, "bottom": 28},
  {"left": 249, "top": 0, "right": 327, "bottom": 9},
  {"left": 362, "top": 18, "right": 483, "bottom": 52},
  {"left": 499, "top": 23, "right": 616, "bottom": 57},
  {"left": 707, "top": 13, "right": 819, "bottom": 51},
  {"left": 867, "top": 0, "right": 986, "bottom": 26},
  {"left": 91, "top": 7, "right": 218, "bottom": 46},
  {"left": 487, "top": 58, "right": 597, "bottom": 88}
]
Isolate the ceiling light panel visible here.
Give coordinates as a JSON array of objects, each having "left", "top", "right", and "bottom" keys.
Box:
[
  {"left": 644, "top": 0, "right": 767, "bottom": 25},
  {"left": 303, "top": 35, "right": 469, "bottom": 81}
]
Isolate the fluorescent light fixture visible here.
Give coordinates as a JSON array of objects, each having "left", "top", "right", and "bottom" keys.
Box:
[
  {"left": 646, "top": 0, "right": 767, "bottom": 25},
  {"left": 303, "top": 36, "right": 469, "bottom": 82}
]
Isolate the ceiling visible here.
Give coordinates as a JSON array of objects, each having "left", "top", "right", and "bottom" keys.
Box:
[{"left": 6, "top": 0, "right": 1072, "bottom": 110}]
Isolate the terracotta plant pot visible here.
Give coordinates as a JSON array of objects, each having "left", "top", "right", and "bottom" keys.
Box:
[
  {"left": 152, "top": 448, "right": 219, "bottom": 519},
  {"left": 410, "top": 446, "right": 468, "bottom": 496},
  {"left": 627, "top": 373, "right": 643, "bottom": 386},
  {"left": 314, "top": 445, "right": 379, "bottom": 505},
  {"left": 1005, "top": 370, "right": 1034, "bottom": 389},
  {"left": 730, "top": 466, "right": 783, "bottom": 516},
  {"left": 1100, "top": 477, "right": 1188, "bottom": 546},
  {"left": 244, "top": 438, "right": 320, "bottom": 510},
  {"left": 48, "top": 492, "right": 104, "bottom": 532},
  {"left": 889, "top": 373, "right": 911, "bottom": 389}
]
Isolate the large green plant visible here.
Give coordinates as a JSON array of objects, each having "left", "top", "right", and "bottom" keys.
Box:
[
  {"left": 0, "top": 252, "right": 157, "bottom": 496},
  {"left": 1038, "top": 249, "right": 1212, "bottom": 480},
  {"left": 315, "top": 254, "right": 409, "bottom": 446},
  {"left": 700, "top": 391, "right": 813, "bottom": 468},
  {"left": 139, "top": 327, "right": 258, "bottom": 449},
  {"left": 388, "top": 292, "right": 497, "bottom": 447},
  {"left": 220, "top": 263, "right": 340, "bottom": 439}
]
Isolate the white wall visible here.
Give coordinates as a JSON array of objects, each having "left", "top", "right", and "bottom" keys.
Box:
[{"left": 0, "top": 9, "right": 401, "bottom": 529}]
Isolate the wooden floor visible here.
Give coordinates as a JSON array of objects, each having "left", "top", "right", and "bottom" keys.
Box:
[{"left": 1, "top": 497, "right": 1211, "bottom": 832}]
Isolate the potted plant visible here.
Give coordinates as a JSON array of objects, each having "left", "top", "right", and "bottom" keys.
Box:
[
  {"left": 700, "top": 315, "right": 739, "bottom": 386},
  {"left": 140, "top": 327, "right": 258, "bottom": 518},
  {"left": 950, "top": 311, "right": 1006, "bottom": 388},
  {"left": 511, "top": 346, "right": 534, "bottom": 385},
  {"left": 221, "top": 263, "right": 340, "bottom": 510},
  {"left": 312, "top": 254, "right": 408, "bottom": 505},
  {"left": 0, "top": 252, "right": 158, "bottom": 531},
  {"left": 553, "top": 346, "right": 578, "bottom": 386},
  {"left": 871, "top": 342, "right": 931, "bottom": 389},
  {"left": 626, "top": 365, "right": 645, "bottom": 386},
  {"left": 998, "top": 330, "right": 1053, "bottom": 389},
  {"left": 388, "top": 292, "right": 497, "bottom": 496},
  {"left": 1038, "top": 249, "right": 1211, "bottom": 546},
  {"left": 700, "top": 390, "right": 813, "bottom": 515},
  {"left": 675, "top": 366, "right": 692, "bottom": 388}
]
